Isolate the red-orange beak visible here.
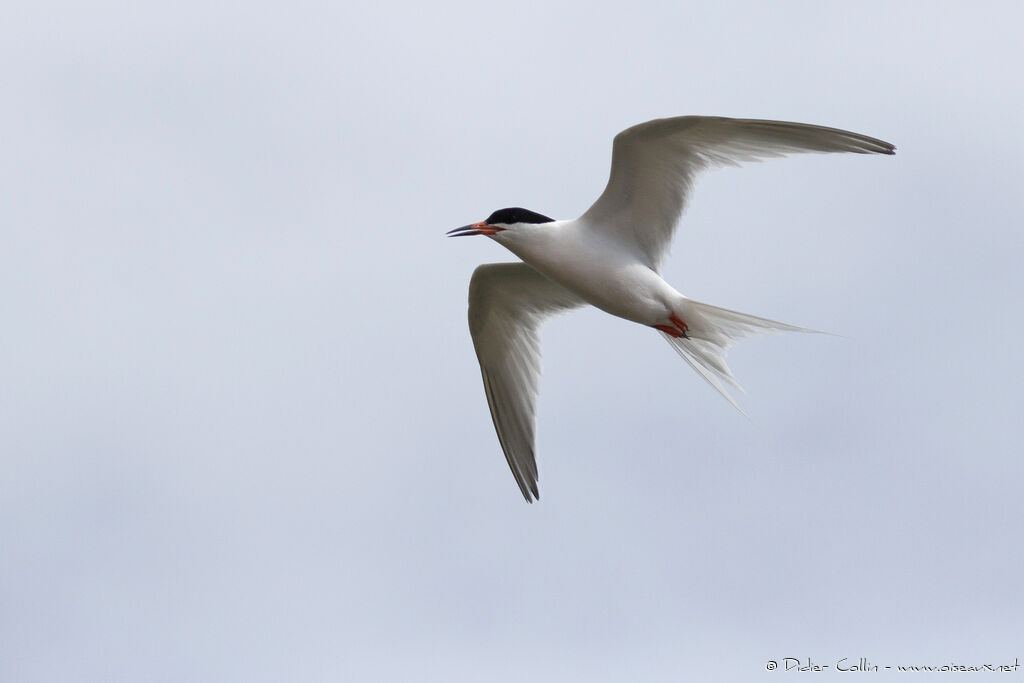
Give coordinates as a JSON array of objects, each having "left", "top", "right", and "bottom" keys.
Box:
[{"left": 446, "top": 221, "right": 505, "bottom": 237}]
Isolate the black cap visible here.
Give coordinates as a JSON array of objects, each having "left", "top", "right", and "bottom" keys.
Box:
[{"left": 485, "top": 207, "right": 555, "bottom": 225}]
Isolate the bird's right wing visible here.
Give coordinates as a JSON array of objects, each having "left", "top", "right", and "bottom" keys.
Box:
[
  {"left": 467, "top": 262, "right": 585, "bottom": 502},
  {"left": 581, "top": 116, "right": 895, "bottom": 269}
]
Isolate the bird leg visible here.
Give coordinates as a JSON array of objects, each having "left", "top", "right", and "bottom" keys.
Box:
[
  {"left": 653, "top": 313, "right": 690, "bottom": 339},
  {"left": 670, "top": 313, "right": 689, "bottom": 338},
  {"left": 653, "top": 324, "right": 683, "bottom": 337}
]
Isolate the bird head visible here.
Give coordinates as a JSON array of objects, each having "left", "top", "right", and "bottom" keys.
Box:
[{"left": 447, "top": 207, "right": 555, "bottom": 239}]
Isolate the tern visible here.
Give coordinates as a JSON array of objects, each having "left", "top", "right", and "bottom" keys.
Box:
[{"left": 448, "top": 115, "right": 894, "bottom": 502}]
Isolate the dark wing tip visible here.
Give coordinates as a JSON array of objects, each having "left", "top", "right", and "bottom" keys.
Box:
[{"left": 860, "top": 137, "right": 896, "bottom": 155}]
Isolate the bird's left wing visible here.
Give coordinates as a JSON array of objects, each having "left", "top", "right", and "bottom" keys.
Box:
[
  {"left": 467, "top": 262, "right": 585, "bottom": 502},
  {"left": 581, "top": 116, "right": 895, "bottom": 269}
]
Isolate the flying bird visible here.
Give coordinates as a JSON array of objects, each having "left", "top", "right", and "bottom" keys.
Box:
[{"left": 448, "top": 115, "right": 894, "bottom": 502}]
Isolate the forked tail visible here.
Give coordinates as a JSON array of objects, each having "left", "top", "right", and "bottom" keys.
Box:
[{"left": 660, "top": 299, "right": 817, "bottom": 414}]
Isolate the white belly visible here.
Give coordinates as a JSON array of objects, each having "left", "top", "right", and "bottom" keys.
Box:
[{"left": 503, "top": 226, "right": 678, "bottom": 325}]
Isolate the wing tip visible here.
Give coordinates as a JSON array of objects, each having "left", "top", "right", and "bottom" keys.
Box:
[
  {"left": 513, "top": 477, "right": 539, "bottom": 503},
  {"left": 861, "top": 140, "right": 896, "bottom": 156}
]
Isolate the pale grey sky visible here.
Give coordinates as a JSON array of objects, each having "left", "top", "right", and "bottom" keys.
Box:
[{"left": 3, "top": 1, "right": 1023, "bottom": 681}]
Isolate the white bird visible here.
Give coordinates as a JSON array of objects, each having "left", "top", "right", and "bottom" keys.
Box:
[{"left": 449, "top": 115, "right": 894, "bottom": 502}]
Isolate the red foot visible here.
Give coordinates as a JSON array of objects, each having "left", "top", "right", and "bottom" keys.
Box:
[
  {"left": 653, "top": 324, "right": 684, "bottom": 338},
  {"left": 653, "top": 313, "right": 690, "bottom": 338},
  {"left": 669, "top": 313, "right": 689, "bottom": 337}
]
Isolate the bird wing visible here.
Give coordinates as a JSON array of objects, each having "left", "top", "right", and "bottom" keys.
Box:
[
  {"left": 580, "top": 116, "right": 895, "bottom": 269},
  {"left": 467, "top": 262, "right": 585, "bottom": 502}
]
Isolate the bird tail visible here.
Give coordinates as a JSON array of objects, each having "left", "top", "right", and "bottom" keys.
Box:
[{"left": 660, "top": 299, "right": 817, "bottom": 415}]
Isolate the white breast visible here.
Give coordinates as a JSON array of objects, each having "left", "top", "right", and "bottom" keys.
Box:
[{"left": 497, "top": 220, "right": 678, "bottom": 326}]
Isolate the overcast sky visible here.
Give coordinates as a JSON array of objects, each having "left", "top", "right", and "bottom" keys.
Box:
[{"left": 3, "top": 1, "right": 1023, "bottom": 681}]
